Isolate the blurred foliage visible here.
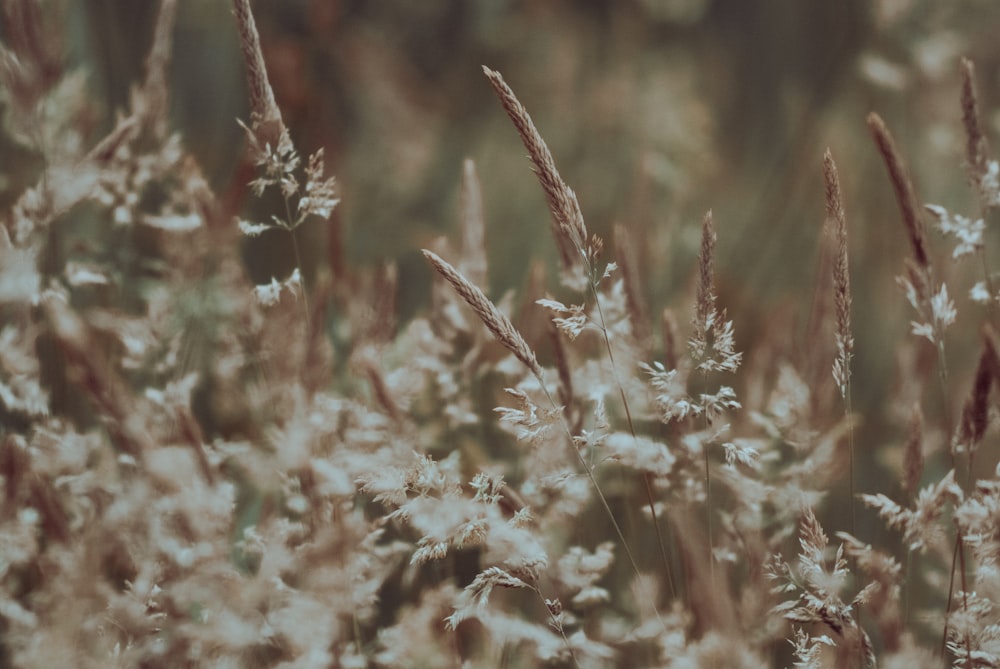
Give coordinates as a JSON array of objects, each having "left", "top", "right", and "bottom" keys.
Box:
[{"left": 6, "top": 0, "right": 1000, "bottom": 521}]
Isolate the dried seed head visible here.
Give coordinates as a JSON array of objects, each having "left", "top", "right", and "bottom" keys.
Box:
[
  {"left": 867, "top": 112, "right": 929, "bottom": 269},
  {"left": 955, "top": 342, "right": 993, "bottom": 458},
  {"left": 694, "top": 210, "right": 717, "bottom": 341},
  {"left": 137, "top": 0, "right": 177, "bottom": 136},
  {"left": 482, "top": 66, "right": 588, "bottom": 281},
  {"left": 422, "top": 249, "right": 542, "bottom": 379},
  {"left": 825, "top": 150, "right": 853, "bottom": 396},
  {"left": 956, "top": 323, "right": 1000, "bottom": 457},
  {"left": 960, "top": 57, "right": 990, "bottom": 182},
  {"left": 232, "top": 0, "right": 285, "bottom": 147}
]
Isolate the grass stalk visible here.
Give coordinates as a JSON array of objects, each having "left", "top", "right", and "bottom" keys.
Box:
[{"left": 589, "top": 278, "right": 677, "bottom": 599}]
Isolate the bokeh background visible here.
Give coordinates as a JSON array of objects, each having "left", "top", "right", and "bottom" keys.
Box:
[{"left": 7, "top": 0, "right": 1000, "bottom": 520}]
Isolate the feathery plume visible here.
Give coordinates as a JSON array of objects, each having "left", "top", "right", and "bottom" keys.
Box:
[
  {"left": 422, "top": 249, "right": 542, "bottom": 379},
  {"left": 482, "top": 66, "right": 588, "bottom": 277},
  {"left": 689, "top": 211, "right": 741, "bottom": 373},
  {"left": 232, "top": 0, "right": 285, "bottom": 146},
  {"left": 867, "top": 112, "right": 930, "bottom": 269},
  {"left": 825, "top": 150, "right": 853, "bottom": 397}
]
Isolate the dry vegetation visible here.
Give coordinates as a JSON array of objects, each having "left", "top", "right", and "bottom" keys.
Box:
[{"left": 4, "top": 1, "right": 1000, "bottom": 668}]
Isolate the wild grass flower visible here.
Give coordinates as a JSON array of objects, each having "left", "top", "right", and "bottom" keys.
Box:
[
  {"left": 482, "top": 66, "right": 589, "bottom": 288},
  {"left": 867, "top": 112, "right": 930, "bottom": 270},
  {"left": 7, "top": 3, "right": 1000, "bottom": 667}
]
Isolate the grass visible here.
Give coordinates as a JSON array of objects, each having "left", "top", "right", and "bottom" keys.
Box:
[{"left": 3, "top": 1, "right": 1000, "bottom": 667}]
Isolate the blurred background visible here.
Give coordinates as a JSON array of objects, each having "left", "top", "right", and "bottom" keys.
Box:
[{"left": 8, "top": 0, "right": 1000, "bottom": 509}]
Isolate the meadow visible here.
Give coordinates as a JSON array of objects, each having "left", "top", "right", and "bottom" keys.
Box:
[{"left": 4, "top": 1, "right": 1000, "bottom": 667}]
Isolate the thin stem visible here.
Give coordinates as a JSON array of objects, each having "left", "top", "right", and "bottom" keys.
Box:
[
  {"left": 701, "top": 369, "right": 715, "bottom": 583},
  {"left": 537, "top": 381, "right": 666, "bottom": 629},
  {"left": 933, "top": 333, "right": 971, "bottom": 665},
  {"left": 588, "top": 280, "right": 677, "bottom": 600},
  {"left": 959, "top": 537, "right": 971, "bottom": 662},
  {"left": 846, "top": 382, "right": 856, "bottom": 537},
  {"left": 283, "top": 195, "right": 311, "bottom": 329},
  {"left": 352, "top": 613, "right": 365, "bottom": 663},
  {"left": 941, "top": 532, "right": 971, "bottom": 660},
  {"left": 936, "top": 340, "right": 952, "bottom": 434},
  {"left": 531, "top": 585, "right": 581, "bottom": 669},
  {"left": 903, "top": 549, "right": 911, "bottom": 629},
  {"left": 979, "top": 247, "right": 996, "bottom": 313},
  {"left": 704, "top": 441, "right": 713, "bottom": 581},
  {"left": 641, "top": 472, "right": 676, "bottom": 599},
  {"left": 290, "top": 231, "right": 311, "bottom": 323}
]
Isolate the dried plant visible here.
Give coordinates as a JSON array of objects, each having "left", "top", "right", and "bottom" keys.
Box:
[
  {"left": 482, "top": 66, "right": 590, "bottom": 288},
  {"left": 5, "top": 4, "right": 1000, "bottom": 668},
  {"left": 867, "top": 112, "right": 930, "bottom": 271}
]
